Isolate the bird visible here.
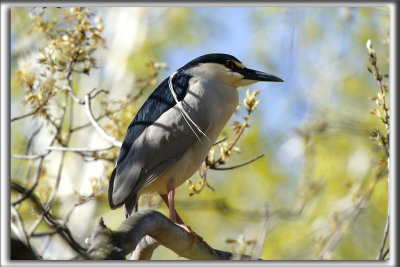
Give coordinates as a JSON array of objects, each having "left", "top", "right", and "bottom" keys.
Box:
[{"left": 108, "top": 53, "right": 283, "bottom": 234}]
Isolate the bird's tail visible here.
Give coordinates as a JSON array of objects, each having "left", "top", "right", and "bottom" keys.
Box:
[
  {"left": 123, "top": 193, "right": 138, "bottom": 218},
  {"left": 109, "top": 168, "right": 138, "bottom": 218},
  {"left": 108, "top": 168, "right": 119, "bottom": 209}
]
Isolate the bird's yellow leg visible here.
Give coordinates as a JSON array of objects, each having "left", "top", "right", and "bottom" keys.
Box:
[
  {"left": 166, "top": 180, "right": 177, "bottom": 223},
  {"left": 160, "top": 192, "right": 184, "bottom": 224},
  {"left": 160, "top": 186, "right": 216, "bottom": 254},
  {"left": 161, "top": 186, "right": 197, "bottom": 237}
]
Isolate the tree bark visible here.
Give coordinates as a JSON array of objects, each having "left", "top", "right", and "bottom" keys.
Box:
[{"left": 86, "top": 209, "right": 258, "bottom": 260}]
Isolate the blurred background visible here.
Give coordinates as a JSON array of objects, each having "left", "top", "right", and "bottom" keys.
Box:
[{"left": 10, "top": 6, "right": 390, "bottom": 260}]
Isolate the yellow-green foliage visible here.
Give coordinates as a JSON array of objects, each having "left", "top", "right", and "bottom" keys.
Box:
[{"left": 10, "top": 7, "right": 389, "bottom": 260}]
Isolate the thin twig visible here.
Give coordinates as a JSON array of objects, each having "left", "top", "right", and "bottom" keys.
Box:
[
  {"left": 84, "top": 94, "right": 122, "bottom": 147},
  {"left": 47, "top": 95, "right": 71, "bottom": 205},
  {"left": 11, "top": 182, "right": 88, "bottom": 259},
  {"left": 11, "top": 153, "right": 48, "bottom": 160},
  {"left": 377, "top": 216, "right": 390, "bottom": 260},
  {"left": 228, "top": 122, "right": 247, "bottom": 152},
  {"left": 25, "top": 124, "right": 43, "bottom": 154},
  {"left": 46, "top": 147, "right": 66, "bottom": 205},
  {"left": 382, "top": 248, "right": 389, "bottom": 260},
  {"left": 13, "top": 124, "right": 42, "bottom": 182},
  {"left": 70, "top": 76, "right": 153, "bottom": 133},
  {"left": 63, "top": 197, "right": 95, "bottom": 224},
  {"left": 46, "top": 145, "right": 114, "bottom": 153},
  {"left": 27, "top": 214, "right": 45, "bottom": 237},
  {"left": 39, "top": 235, "right": 52, "bottom": 259},
  {"left": 376, "top": 79, "right": 389, "bottom": 138},
  {"left": 12, "top": 157, "right": 44, "bottom": 206},
  {"left": 210, "top": 154, "right": 264, "bottom": 171},
  {"left": 253, "top": 203, "right": 269, "bottom": 259},
  {"left": 368, "top": 41, "right": 390, "bottom": 260},
  {"left": 318, "top": 177, "right": 378, "bottom": 259},
  {"left": 65, "top": 53, "right": 85, "bottom": 105},
  {"left": 31, "top": 230, "right": 57, "bottom": 237},
  {"left": 90, "top": 89, "right": 109, "bottom": 99},
  {"left": 213, "top": 136, "right": 227, "bottom": 146},
  {"left": 12, "top": 93, "right": 68, "bottom": 205},
  {"left": 11, "top": 142, "right": 110, "bottom": 159},
  {"left": 11, "top": 94, "right": 52, "bottom": 122},
  {"left": 227, "top": 109, "right": 251, "bottom": 152},
  {"left": 70, "top": 98, "right": 134, "bottom": 133}
]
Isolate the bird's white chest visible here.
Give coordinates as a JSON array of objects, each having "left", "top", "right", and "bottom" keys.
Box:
[
  {"left": 186, "top": 78, "right": 239, "bottom": 133},
  {"left": 142, "top": 78, "right": 239, "bottom": 194}
]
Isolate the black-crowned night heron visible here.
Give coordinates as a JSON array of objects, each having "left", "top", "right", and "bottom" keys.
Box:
[{"left": 108, "top": 53, "right": 283, "bottom": 233}]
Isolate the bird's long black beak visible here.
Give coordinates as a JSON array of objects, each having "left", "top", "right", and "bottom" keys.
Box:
[{"left": 240, "top": 68, "right": 284, "bottom": 82}]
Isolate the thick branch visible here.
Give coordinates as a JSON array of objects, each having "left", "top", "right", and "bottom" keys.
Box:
[
  {"left": 131, "top": 236, "right": 160, "bottom": 260},
  {"left": 87, "top": 209, "right": 257, "bottom": 260}
]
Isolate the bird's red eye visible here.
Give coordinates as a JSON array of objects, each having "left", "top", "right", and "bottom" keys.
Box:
[{"left": 225, "top": 60, "right": 234, "bottom": 69}]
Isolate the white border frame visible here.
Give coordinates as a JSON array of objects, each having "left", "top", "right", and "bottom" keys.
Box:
[{"left": 1, "top": 1, "right": 397, "bottom": 267}]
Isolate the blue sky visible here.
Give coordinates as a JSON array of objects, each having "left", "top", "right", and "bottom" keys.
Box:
[{"left": 162, "top": 7, "right": 299, "bottom": 135}]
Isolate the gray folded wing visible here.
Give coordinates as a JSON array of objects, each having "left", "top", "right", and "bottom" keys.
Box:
[{"left": 109, "top": 104, "right": 209, "bottom": 208}]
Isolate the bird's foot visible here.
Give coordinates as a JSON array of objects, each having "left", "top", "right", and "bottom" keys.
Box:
[{"left": 176, "top": 223, "right": 216, "bottom": 255}]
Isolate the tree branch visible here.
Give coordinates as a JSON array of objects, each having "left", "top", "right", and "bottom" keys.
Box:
[
  {"left": 11, "top": 94, "right": 52, "bottom": 123},
  {"left": 65, "top": 53, "right": 85, "bottom": 105},
  {"left": 11, "top": 153, "right": 48, "bottom": 160},
  {"left": 11, "top": 205, "right": 31, "bottom": 249},
  {"left": 213, "top": 136, "right": 227, "bottom": 146},
  {"left": 210, "top": 154, "right": 264, "bottom": 171},
  {"left": 377, "top": 216, "right": 390, "bottom": 260},
  {"left": 46, "top": 145, "right": 114, "bottom": 153},
  {"left": 130, "top": 235, "right": 160, "bottom": 260},
  {"left": 13, "top": 93, "right": 69, "bottom": 205},
  {"left": 318, "top": 177, "right": 378, "bottom": 260},
  {"left": 382, "top": 248, "right": 389, "bottom": 260},
  {"left": 84, "top": 94, "right": 122, "bottom": 147},
  {"left": 11, "top": 182, "right": 89, "bottom": 259},
  {"left": 87, "top": 210, "right": 258, "bottom": 260},
  {"left": 12, "top": 157, "right": 45, "bottom": 206},
  {"left": 46, "top": 95, "right": 72, "bottom": 206}
]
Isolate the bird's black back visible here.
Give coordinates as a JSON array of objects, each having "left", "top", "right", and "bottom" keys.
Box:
[{"left": 116, "top": 72, "right": 192, "bottom": 164}]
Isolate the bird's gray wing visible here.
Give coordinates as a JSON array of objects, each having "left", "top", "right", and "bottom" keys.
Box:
[
  {"left": 109, "top": 93, "right": 210, "bottom": 209},
  {"left": 108, "top": 71, "right": 195, "bottom": 209},
  {"left": 116, "top": 72, "right": 192, "bottom": 165}
]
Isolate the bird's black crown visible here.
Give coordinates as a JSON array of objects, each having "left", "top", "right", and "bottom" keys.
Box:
[{"left": 179, "top": 53, "right": 241, "bottom": 71}]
